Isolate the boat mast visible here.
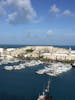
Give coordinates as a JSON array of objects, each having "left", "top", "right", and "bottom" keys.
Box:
[
  {"left": 45, "top": 78, "right": 50, "bottom": 93},
  {"left": 47, "top": 79, "right": 50, "bottom": 92}
]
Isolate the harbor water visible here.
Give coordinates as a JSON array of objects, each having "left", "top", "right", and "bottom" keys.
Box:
[{"left": 0, "top": 45, "right": 75, "bottom": 100}]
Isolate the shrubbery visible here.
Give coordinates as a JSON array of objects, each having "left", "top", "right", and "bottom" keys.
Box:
[{"left": 26, "top": 49, "right": 34, "bottom": 53}]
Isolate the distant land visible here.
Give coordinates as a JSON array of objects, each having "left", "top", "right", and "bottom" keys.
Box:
[{"left": 0, "top": 44, "right": 75, "bottom": 50}]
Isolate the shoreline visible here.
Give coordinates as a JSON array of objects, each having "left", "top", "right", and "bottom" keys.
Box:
[{"left": 0, "top": 46, "right": 75, "bottom": 66}]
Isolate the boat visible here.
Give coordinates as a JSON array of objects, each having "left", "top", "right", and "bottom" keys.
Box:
[
  {"left": 4, "top": 63, "right": 25, "bottom": 71},
  {"left": 25, "top": 60, "right": 42, "bottom": 67},
  {"left": 37, "top": 79, "right": 52, "bottom": 100},
  {"left": 36, "top": 63, "right": 72, "bottom": 76},
  {"left": 71, "top": 63, "right": 75, "bottom": 68},
  {"left": 4, "top": 66, "right": 13, "bottom": 71},
  {"left": 70, "top": 61, "right": 75, "bottom": 68}
]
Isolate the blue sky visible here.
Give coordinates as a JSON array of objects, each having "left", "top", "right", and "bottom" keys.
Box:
[{"left": 0, "top": 0, "right": 75, "bottom": 45}]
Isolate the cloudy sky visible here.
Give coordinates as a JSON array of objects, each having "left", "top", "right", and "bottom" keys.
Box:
[{"left": 0, "top": 0, "right": 75, "bottom": 45}]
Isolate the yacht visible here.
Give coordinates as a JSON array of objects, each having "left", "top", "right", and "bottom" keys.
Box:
[
  {"left": 37, "top": 79, "right": 52, "bottom": 100},
  {"left": 36, "top": 62, "right": 72, "bottom": 76},
  {"left": 71, "top": 61, "right": 75, "bottom": 67}
]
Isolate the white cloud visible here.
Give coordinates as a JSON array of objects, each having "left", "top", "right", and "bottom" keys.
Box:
[
  {"left": 47, "top": 30, "right": 53, "bottom": 35},
  {"left": 62, "top": 10, "right": 74, "bottom": 16},
  {"left": 50, "top": 4, "right": 60, "bottom": 14},
  {"left": 50, "top": 4, "right": 74, "bottom": 17},
  {"left": 7, "top": 12, "right": 18, "bottom": 24},
  {"left": 0, "top": 5, "right": 6, "bottom": 16},
  {"left": 0, "top": 0, "right": 37, "bottom": 24}
]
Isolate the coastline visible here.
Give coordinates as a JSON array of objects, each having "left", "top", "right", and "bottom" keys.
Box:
[
  {"left": 0, "top": 45, "right": 75, "bottom": 63},
  {"left": 0, "top": 45, "right": 74, "bottom": 76}
]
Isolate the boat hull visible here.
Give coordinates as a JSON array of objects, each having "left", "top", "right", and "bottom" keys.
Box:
[
  {"left": 71, "top": 64, "right": 75, "bottom": 68},
  {"left": 44, "top": 95, "right": 52, "bottom": 100}
]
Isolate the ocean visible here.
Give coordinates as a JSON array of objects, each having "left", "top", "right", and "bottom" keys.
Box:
[
  {"left": 0, "top": 44, "right": 75, "bottom": 50},
  {"left": 0, "top": 45, "right": 75, "bottom": 100}
]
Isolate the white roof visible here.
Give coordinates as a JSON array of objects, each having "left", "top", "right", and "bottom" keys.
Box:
[
  {"left": 71, "top": 50, "right": 75, "bottom": 54},
  {"left": 7, "top": 48, "right": 15, "bottom": 51},
  {"left": 0, "top": 48, "right": 4, "bottom": 52},
  {"left": 53, "top": 53, "right": 68, "bottom": 56},
  {"left": 42, "top": 53, "right": 51, "bottom": 56}
]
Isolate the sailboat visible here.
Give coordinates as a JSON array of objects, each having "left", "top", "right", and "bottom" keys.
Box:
[{"left": 37, "top": 79, "right": 52, "bottom": 100}]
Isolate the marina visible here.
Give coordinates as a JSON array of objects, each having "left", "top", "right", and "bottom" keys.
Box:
[
  {"left": 4, "top": 64, "right": 25, "bottom": 71},
  {"left": 36, "top": 62, "right": 72, "bottom": 76},
  {"left": 0, "top": 0, "right": 75, "bottom": 99},
  {"left": 0, "top": 45, "right": 74, "bottom": 100},
  {"left": 0, "top": 45, "right": 75, "bottom": 100},
  {"left": 0, "top": 62, "right": 75, "bottom": 100},
  {"left": 4, "top": 60, "right": 43, "bottom": 71}
]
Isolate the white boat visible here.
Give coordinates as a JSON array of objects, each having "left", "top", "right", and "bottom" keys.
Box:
[
  {"left": 37, "top": 79, "right": 52, "bottom": 100},
  {"left": 4, "top": 63, "right": 25, "bottom": 71},
  {"left": 25, "top": 60, "right": 42, "bottom": 67},
  {"left": 13, "top": 64, "right": 25, "bottom": 70},
  {"left": 36, "top": 69, "right": 46, "bottom": 74},
  {"left": 36, "top": 62, "right": 72, "bottom": 76},
  {"left": 4, "top": 66, "right": 13, "bottom": 71},
  {"left": 71, "top": 61, "right": 75, "bottom": 67}
]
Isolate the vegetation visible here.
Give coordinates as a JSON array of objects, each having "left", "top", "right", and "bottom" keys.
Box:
[
  {"left": 63, "top": 60, "right": 74, "bottom": 64},
  {"left": 38, "top": 56, "right": 50, "bottom": 62},
  {"left": 26, "top": 49, "right": 34, "bottom": 53},
  {"left": 41, "top": 58, "right": 50, "bottom": 62},
  {"left": 17, "top": 54, "right": 25, "bottom": 60}
]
